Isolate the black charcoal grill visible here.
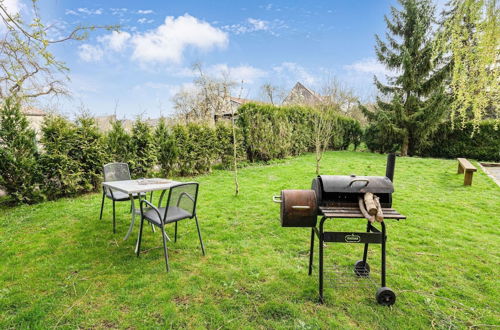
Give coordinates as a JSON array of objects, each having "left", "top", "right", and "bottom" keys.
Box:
[{"left": 273, "top": 154, "right": 406, "bottom": 306}]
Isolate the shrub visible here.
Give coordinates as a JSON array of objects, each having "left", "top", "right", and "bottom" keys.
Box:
[
  {"left": 420, "top": 120, "right": 500, "bottom": 161},
  {"left": 215, "top": 122, "right": 245, "bottom": 169},
  {"left": 130, "top": 118, "right": 157, "bottom": 177},
  {"left": 170, "top": 123, "right": 218, "bottom": 176},
  {"left": 155, "top": 118, "right": 178, "bottom": 176},
  {"left": 106, "top": 120, "right": 131, "bottom": 164},
  {"left": 72, "top": 115, "right": 107, "bottom": 191},
  {"left": 364, "top": 123, "right": 401, "bottom": 154},
  {"left": 39, "top": 115, "right": 85, "bottom": 199},
  {"left": 337, "top": 115, "right": 363, "bottom": 150},
  {"left": 0, "top": 97, "right": 43, "bottom": 204}
]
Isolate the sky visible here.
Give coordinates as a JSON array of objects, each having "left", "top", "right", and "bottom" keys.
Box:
[{"left": 4, "top": 0, "right": 427, "bottom": 119}]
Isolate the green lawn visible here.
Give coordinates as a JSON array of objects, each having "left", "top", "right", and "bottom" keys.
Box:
[{"left": 1, "top": 151, "right": 499, "bottom": 329}]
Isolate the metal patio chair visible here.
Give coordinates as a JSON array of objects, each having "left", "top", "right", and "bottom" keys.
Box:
[
  {"left": 137, "top": 182, "right": 205, "bottom": 272},
  {"left": 99, "top": 162, "right": 145, "bottom": 233}
]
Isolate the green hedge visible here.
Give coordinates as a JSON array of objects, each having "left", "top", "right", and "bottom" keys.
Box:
[
  {"left": 420, "top": 120, "right": 500, "bottom": 161},
  {"left": 237, "top": 103, "right": 362, "bottom": 162}
]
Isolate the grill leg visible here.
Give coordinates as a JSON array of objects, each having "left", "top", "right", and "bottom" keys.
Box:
[
  {"left": 308, "top": 227, "right": 315, "bottom": 276},
  {"left": 319, "top": 217, "right": 326, "bottom": 303},
  {"left": 362, "top": 220, "right": 370, "bottom": 263},
  {"left": 381, "top": 222, "right": 387, "bottom": 287}
]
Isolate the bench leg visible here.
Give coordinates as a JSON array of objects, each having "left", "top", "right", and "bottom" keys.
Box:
[
  {"left": 464, "top": 171, "right": 473, "bottom": 186},
  {"left": 457, "top": 163, "right": 464, "bottom": 174}
]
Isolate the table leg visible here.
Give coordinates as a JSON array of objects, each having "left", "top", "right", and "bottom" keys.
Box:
[{"left": 124, "top": 193, "right": 136, "bottom": 242}]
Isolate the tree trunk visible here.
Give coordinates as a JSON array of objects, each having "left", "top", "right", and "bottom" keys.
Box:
[{"left": 401, "top": 133, "right": 409, "bottom": 156}]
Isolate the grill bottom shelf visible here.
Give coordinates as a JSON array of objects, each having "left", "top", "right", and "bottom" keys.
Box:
[{"left": 323, "top": 263, "right": 379, "bottom": 288}]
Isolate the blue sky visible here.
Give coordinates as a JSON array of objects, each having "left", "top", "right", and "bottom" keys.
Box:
[{"left": 15, "top": 0, "right": 415, "bottom": 118}]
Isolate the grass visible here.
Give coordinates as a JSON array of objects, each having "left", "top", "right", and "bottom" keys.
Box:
[{"left": 0, "top": 151, "right": 499, "bottom": 329}]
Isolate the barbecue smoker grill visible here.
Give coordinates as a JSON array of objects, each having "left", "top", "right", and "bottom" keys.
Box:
[{"left": 273, "top": 154, "right": 406, "bottom": 305}]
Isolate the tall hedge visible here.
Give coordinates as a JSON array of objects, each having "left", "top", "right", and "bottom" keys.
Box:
[
  {"left": 0, "top": 98, "right": 43, "bottom": 204},
  {"left": 39, "top": 115, "right": 85, "bottom": 199},
  {"left": 130, "top": 118, "right": 157, "bottom": 177},
  {"left": 420, "top": 120, "right": 500, "bottom": 161},
  {"left": 106, "top": 120, "right": 131, "bottom": 164},
  {"left": 155, "top": 118, "right": 178, "bottom": 176},
  {"left": 237, "top": 103, "right": 362, "bottom": 162}
]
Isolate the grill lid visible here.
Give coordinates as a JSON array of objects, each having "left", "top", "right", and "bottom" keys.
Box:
[{"left": 319, "top": 175, "right": 394, "bottom": 194}]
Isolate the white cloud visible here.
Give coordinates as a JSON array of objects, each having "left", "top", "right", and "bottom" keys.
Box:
[
  {"left": 137, "top": 9, "right": 154, "bottom": 14},
  {"left": 247, "top": 18, "right": 268, "bottom": 31},
  {"left": 344, "top": 58, "right": 390, "bottom": 76},
  {"left": 3, "top": 0, "right": 21, "bottom": 14},
  {"left": 137, "top": 18, "right": 154, "bottom": 24},
  {"left": 273, "top": 62, "right": 316, "bottom": 86},
  {"left": 110, "top": 8, "right": 128, "bottom": 16},
  {"left": 78, "top": 44, "right": 104, "bottom": 62},
  {"left": 98, "top": 31, "right": 131, "bottom": 52},
  {"left": 131, "top": 14, "right": 228, "bottom": 63},
  {"left": 207, "top": 64, "right": 267, "bottom": 84}
]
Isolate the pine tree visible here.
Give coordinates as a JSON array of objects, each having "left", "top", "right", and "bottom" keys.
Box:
[
  {"left": 0, "top": 97, "right": 43, "bottom": 204},
  {"left": 106, "top": 120, "right": 131, "bottom": 163},
  {"left": 154, "top": 117, "right": 178, "bottom": 176},
  {"left": 130, "top": 118, "right": 157, "bottom": 177},
  {"left": 365, "top": 0, "right": 450, "bottom": 156}
]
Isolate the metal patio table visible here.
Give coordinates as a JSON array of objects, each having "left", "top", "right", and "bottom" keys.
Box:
[{"left": 102, "top": 178, "right": 182, "bottom": 252}]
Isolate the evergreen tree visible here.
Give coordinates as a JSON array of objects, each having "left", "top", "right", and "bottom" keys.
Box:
[
  {"left": 106, "top": 120, "right": 131, "bottom": 163},
  {"left": 0, "top": 97, "right": 43, "bottom": 204},
  {"left": 154, "top": 117, "right": 178, "bottom": 176},
  {"left": 130, "top": 118, "right": 157, "bottom": 177},
  {"left": 39, "top": 115, "right": 84, "bottom": 199},
  {"left": 73, "top": 115, "right": 108, "bottom": 191},
  {"left": 365, "top": 0, "right": 450, "bottom": 156}
]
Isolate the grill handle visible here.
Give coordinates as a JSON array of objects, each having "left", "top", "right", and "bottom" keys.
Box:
[
  {"left": 272, "top": 195, "right": 282, "bottom": 203},
  {"left": 291, "top": 205, "right": 311, "bottom": 209},
  {"left": 348, "top": 179, "right": 370, "bottom": 187}
]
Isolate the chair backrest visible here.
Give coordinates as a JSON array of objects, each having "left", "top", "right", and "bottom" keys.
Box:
[
  {"left": 103, "top": 163, "right": 131, "bottom": 197},
  {"left": 164, "top": 182, "right": 199, "bottom": 220}
]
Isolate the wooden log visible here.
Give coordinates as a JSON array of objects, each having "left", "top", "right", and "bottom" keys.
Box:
[
  {"left": 358, "top": 197, "right": 375, "bottom": 223},
  {"left": 373, "top": 196, "right": 384, "bottom": 223},
  {"left": 363, "top": 192, "right": 377, "bottom": 215}
]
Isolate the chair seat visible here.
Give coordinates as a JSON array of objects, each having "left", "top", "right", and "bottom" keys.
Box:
[
  {"left": 143, "top": 206, "right": 192, "bottom": 225},
  {"left": 107, "top": 191, "right": 145, "bottom": 201}
]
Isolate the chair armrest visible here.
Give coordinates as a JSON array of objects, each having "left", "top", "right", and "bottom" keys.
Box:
[
  {"left": 176, "top": 192, "right": 195, "bottom": 207},
  {"left": 140, "top": 199, "right": 162, "bottom": 223}
]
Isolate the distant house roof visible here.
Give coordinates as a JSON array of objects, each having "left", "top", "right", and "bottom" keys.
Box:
[
  {"left": 282, "top": 82, "right": 323, "bottom": 105},
  {"left": 230, "top": 96, "right": 253, "bottom": 105},
  {"left": 22, "top": 107, "right": 46, "bottom": 117}
]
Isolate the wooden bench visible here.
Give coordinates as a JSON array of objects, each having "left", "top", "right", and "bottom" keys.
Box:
[{"left": 457, "top": 158, "right": 477, "bottom": 185}]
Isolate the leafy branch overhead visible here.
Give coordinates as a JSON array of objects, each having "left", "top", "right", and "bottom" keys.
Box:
[{"left": 0, "top": 0, "right": 117, "bottom": 100}]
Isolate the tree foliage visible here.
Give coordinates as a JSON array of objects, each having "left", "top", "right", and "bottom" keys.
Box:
[
  {"left": 435, "top": 0, "right": 499, "bottom": 126},
  {"left": 130, "top": 118, "right": 156, "bottom": 177},
  {"left": 364, "top": 0, "right": 450, "bottom": 156},
  {"left": 0, "top": 97, "right": 43, "bottom": 203},
  {"left": 0, "top": 0, "right": 113, "bottom": 100},
  {"left": 106, "top": 119, "right": 131, "bottom": 163},
  {"left": 154, "top": 117, "right": 177, "bottom": 176}
]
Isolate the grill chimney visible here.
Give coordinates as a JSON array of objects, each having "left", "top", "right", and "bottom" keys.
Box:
[{"left": 385, "top": 153, "right": 396, "bottom": 182}]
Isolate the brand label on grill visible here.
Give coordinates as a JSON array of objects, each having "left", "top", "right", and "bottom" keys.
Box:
[{"left": 345, "top": 234, "right": 361, "bottom": 243}]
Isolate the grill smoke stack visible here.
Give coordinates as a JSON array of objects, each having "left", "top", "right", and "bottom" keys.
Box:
[{"left": 386, "top": 153, "right": 396, "bottom": 182}]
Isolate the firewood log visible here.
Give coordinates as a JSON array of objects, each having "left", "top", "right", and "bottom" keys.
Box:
[
  {"left": 358, "top": 197, "right": 375, "bottom": 223},
  {"left": 363, "top": 192, "right": 377, "bottom": 215},
  {"left": 374, "top": 196, "right": 384, "bottom": 223}
]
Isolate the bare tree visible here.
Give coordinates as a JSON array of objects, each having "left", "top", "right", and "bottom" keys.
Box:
[
  {"left": 172, "top": 63, "right": 236, "bottom": 123},
  {"left": 311, "top": 108, "right": 336, "bottom": 175},
  {"left": 0, "top": 1, "right": 115, "bottom": 101}
]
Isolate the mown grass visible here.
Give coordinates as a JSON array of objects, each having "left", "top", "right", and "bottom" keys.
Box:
[{"left": 0, "top": 151, "right": 499, "bottom": 329}]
